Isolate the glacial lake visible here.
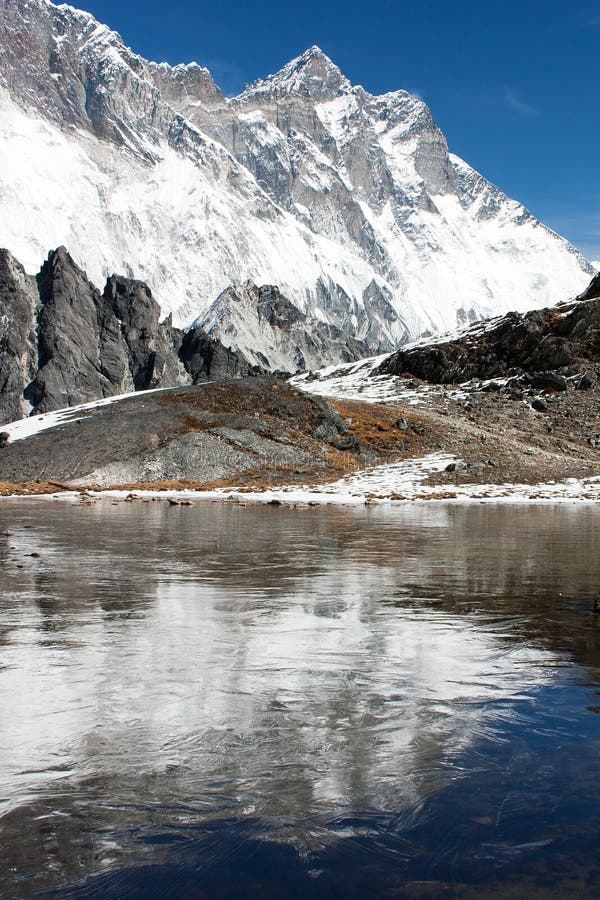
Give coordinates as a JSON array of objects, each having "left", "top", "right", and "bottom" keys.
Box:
[{"left": 2, "top": 498, "right": 600, "bottom": 898}]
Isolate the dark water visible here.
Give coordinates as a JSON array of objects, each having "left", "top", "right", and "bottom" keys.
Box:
[{"left": 1, "top": 499, "right": 600, "bottom": 898}]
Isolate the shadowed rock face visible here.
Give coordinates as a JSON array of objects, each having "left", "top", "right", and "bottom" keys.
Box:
[
  {"left": 578, "top": 272, "right": 600, "bottom": 302},
  {"left": 375, "top": 275, "right": 600, "bottom": 385},
  {"left": 0, "top": 248, "right": 368, "bottom": 425},
  {"left": 0, "top": 249, "right": 38, "bottom": 423},
  {"left": 102, "top": 275, "right": 184, "bottom": 390},
  {"left": 27, "top": 248, "right": 192, "bottom": 415},
  {"left": 0, "top": 247, "right": 191, "bottom": 423},
  {"left": 179, "top": 329, "right": 262, "bottom": 383},
  {"left": 33, "top": 247, "right": 127, "bottom": 412}
]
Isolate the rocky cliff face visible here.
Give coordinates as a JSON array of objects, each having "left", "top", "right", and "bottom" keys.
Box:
[
  {"left": 0, "top": 246, "right": 189, "bottom": 421},
  {"left": 196, "top": 282, "right": 369, "bottom": 374},
  {"left": 102, "top": 275, "right": 184, "bottom": 391},
  {"left": 0, "top": 249, "right": 38, "bottom": 423},
  {"left": 0, "top": 247, "right": 367, "bottom": 424},
  {"left": 0, "top": 0, "right": 593, "bottom": 355}
]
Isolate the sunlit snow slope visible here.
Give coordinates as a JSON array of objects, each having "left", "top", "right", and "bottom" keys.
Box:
[{"left": 0, "top": 0, "right": 593, "bottom": 350}]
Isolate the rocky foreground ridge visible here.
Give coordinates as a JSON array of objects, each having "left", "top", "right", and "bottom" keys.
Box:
[
  {"left": 376, "top": 273, "right": 600, "bottom": 387},
  {"left": 292, "top": 273, "right": 600, "bottom": 494},
  {"left": 0, "top": 246, "right": 365, "bottom": 424},
  {"left": 0, "top": 379, "right": 419, "bottom": 491}
]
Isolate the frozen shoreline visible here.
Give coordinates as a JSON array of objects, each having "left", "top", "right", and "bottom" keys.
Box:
[{"left": 3, "top": 451, "right": 600, "bottom": 506}]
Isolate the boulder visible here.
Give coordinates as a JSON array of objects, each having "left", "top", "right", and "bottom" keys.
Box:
[
  {"left": 445, "top": 460, "right": 485, "bottom": 476},
  {"left": 529, "top": 372, "right": 568, "bottom": 392},
  {"left": 576, "top": 372, "right": 595, "bottom": 390}
]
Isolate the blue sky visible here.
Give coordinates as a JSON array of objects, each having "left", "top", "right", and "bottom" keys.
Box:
[{"left": 58, "top": 0, "right": 599, "bottom": 260}]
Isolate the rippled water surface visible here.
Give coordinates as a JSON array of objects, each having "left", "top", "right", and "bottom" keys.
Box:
[{"left": 2, "top": 499, "right": 600, "bottom": 898}]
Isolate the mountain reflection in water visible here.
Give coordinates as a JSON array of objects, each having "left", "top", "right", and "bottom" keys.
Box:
[{"left": 1, "top": 500, "right": 600, "bottom": 898}]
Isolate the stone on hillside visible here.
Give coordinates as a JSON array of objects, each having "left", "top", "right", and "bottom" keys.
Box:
[
  {"left": 445, "top": 460, "right": 485, "bottom": 476},
  {"left": 576, "top": 372, "right": 594, "bottom": 390},
  {"left": 529, "top": 372, "right": 568, "bottom": 392}
]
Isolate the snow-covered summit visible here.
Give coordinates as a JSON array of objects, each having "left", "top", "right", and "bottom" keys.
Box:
[
  {"left": 0, "top": 0, "right": 593, "bottom": 359},
  {"left": 239, "top": 46, "right": 351, "bottom": 101}
]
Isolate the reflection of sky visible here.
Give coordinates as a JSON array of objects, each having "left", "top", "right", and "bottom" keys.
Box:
[
  {"left": 1, "top": 499, "right": 600, "bottom": 895},
  {"left": 0, "top": 517, "right": 559, "bottom": 832}
]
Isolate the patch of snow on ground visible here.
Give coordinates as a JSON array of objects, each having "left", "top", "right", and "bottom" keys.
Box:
[
  {"left": 292, "top": 356, "right": 468, "bottom": 406},
  {"left": 292, "top": 356, "right": 422, "bottom": 404}
]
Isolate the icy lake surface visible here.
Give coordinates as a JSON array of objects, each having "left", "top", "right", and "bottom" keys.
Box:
[{"left": 2, "top": 500, "right": 600, "bottom": 897}]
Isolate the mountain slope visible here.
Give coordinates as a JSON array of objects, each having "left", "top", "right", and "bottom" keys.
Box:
[
  {"left": 195, "top": 282, "right": 368, "bottom": 373},
  {"left": 0, "top": 0, "right": 593, "bottom": 355}
]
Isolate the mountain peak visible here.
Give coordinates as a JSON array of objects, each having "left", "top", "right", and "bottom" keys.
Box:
[
  {"left": 239, "top": 45, "right": 350, "bottom": 101},
  {"left": 295, "top": 45, "right": 335, "bottom": 65}
]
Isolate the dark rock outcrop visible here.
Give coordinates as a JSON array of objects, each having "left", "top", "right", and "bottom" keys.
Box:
[
  {"left": 22, "top": 248, "right": 194, "bottom": 416},
  {"left": 376, "top": 275, "right": 600, "bottom": 386},
  {"left": 103, "top": 275, "right": 184, "bottom": 389},
  {"left": 178, "top": 329, "right": 264, "bottom": 382},
  {"left": 0, "top": 249, "right": 38, "bottom": 423},
  {"left": 577, "top": 272, "right": 600, "bottom": 302},
  {"left": 32, "top": 247, "right": 126, "bottom": 412},
  {"left": 0, "top": 247, "right": 195, "bottom": 423}
]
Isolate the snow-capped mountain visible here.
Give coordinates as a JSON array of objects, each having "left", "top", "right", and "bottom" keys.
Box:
[{"left": 0, "top": 0, "right": 593, "bottom": 358}]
